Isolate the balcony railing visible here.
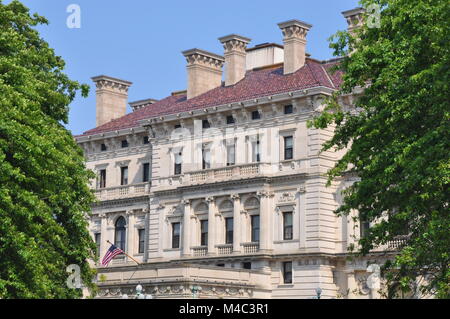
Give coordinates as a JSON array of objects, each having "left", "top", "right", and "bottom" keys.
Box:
[
  {"left": 241, "top": 242, "right": 259, "bottom": 254},
  {"left": 216, "top": 244, "right": 233, "bottom": 255},
  {"left": 191, "top": 246, "right": 208, "bottom": 257},
  {"left": 94, "top": 183, "right": 150, "bottom": 201},
  {"left": 188, "top": 163, "right": 262, "bottom": 184},
  {"left": 387, "top": 236, "right": 408, "bottom": 250}
]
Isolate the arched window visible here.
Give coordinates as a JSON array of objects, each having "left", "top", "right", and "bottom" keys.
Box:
[{"left": 115, "top": 216, "right": 126, "bottom": 250}]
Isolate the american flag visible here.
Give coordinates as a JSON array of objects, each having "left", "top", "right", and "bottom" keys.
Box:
[{"left": 101, "top": 244, "right": 123, "bottom": 266}]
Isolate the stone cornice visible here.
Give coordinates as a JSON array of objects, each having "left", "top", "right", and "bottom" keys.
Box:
[
  {"left": 182, "top": 48, "right": 225, "bottom": 70},
  {"left": 278, "top": 19, "right": 312, "bottom": 41},
  {"left": 91, "top": 75, "right": 132, "bottom": 93},
  {"left": 219, "top": 34, "right": 251, "bottom": 54}
]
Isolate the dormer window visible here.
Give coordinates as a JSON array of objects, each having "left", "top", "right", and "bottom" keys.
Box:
[
  {"left": 100, "top": 143, "right": 107, "bottom": 152},
  {"left": 251, "top": 110, "right": 260, "bottom": 120},
  {"left": 174, "top": 124, "right": 182, "bottom": 129},
  {"left": 121, "top": 140, "right": 129, "bottom": 148},
  {"left": 143, "top": 136, "right": 149, "bottom": 144},
  {"left": 226, "top": 115, "right": 235, "bottom": 125}
]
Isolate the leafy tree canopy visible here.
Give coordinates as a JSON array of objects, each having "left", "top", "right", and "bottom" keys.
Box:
[
  {"left": 312, "top": 0, "right": 449, "bottom": 298},
  {"left": 0, "top": 0, "right": 96, "bottom": 298}
]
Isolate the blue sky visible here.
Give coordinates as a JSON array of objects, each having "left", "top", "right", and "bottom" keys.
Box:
[{"left": 10, "top": 0, "right": 359, "bottom": 135}]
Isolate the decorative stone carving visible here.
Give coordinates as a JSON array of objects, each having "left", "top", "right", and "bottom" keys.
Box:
[
  {"left": 296, "top": 186, "right": 306, "bottom": 193},
  {"left": 230, "top": 194, "right": 240, "bottom": 201},
  {"left": 183, "top": 49, "right": 224, "bottom": 70},
  {"left": 278, "top": 192, "right": 295, "bottom": 203}
]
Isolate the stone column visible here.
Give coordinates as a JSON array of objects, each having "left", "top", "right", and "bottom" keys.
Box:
[
  {"left": 182, "top": 200, "right": 192, "bottom": 256},
  {"left": 231, "top": 194, "right": 241, "bottom": 253},
  {"left": 257, "top": 191, "right": 273, "bottom": 252},
  {"left": 143, "top": 207, "right": 150, "bottom": 262},
  {"left": 206, "top": 197, "right": 216, "bottom": 255},
  {"left": 126, "top": 210, "right": 134, "bottom": 260},
  {"left": 99, "top": 213, "right": 107, "bottom": 259}
]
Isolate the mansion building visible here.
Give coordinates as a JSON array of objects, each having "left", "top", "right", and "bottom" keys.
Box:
[{"left": 76, "top": 8, "right": 399, "bottom": 299}]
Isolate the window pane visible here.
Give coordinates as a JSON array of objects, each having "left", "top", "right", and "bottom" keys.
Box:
[
  {"left": 227, "top": 144, "right": 235, "bottom": 166},
  {"left": 283, "top": 212, "right": 293, "bottom": 240},
  {"left": 201, "top": 220, "right": 208, "bottom": 246},
  {"left": 143, "top": 163, "right": 150, "bottom": 182},
  {"left": 283, "top": 262, "right": 293, "bottom": 284},
  {"left": 251, "top": 215, "right": 260, "bottom": 242},
  {"left": 226, "top": 218, "right": 233, "bottom": 244},
  {"left": 284, "top": 136, "right": 293, "bottom": 160},
  {"left": 114, "top": 217, "right": 126, "bottom": 251},
  {"left": 172, "top": 223, "right": 180, "bottom": 248},
  {"left": 121, "top": 167, "right": 128, "bottom": 185},
  {"left": 99, "top": 169, "right": 106, "bottom": 188},
  {"left": 95, "top": 233, "right": 101, "bottom": 257},
  {"left": 138, "top": 229, "right": 145, "bottom": 254},
  {"left": 284, "top": 105, "right": 293, "bottom": 114}
]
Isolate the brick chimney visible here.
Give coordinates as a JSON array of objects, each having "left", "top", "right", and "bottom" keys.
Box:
[
  {"left": 218, "top": 34, "right": 251, "bottom": 86},
  {"left": 182, "top": 49, "right": 225, "bottom": 99},
  {"left": 91, "top": 75, "right": 132, "bottom": 127},
  {"left": 278, "top": 20, "right": 312, "bottom": 75},
  {"left": 342, "top": 7, "right": 365, "bottom": 35}
]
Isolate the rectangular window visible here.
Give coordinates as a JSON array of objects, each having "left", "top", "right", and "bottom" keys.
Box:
[
  {"left": 99, "top": 169, "right": 106, "bottom": 189},
  {"left": 120, "top": 166, "right": 128, "bottom": 185},
  {"left": 143, "top": 163, "right": 150, "bottom": 182},
  {"left": 174, "top": 152, "right": 182, "bottom": 175},
  {"left": 360, "top": 214, "right": 370, "bottom": 238},
  {"left": 252, "top": 139, "right": 260, "bottom": 163},
  {"left": 284, "top": 136, "right": 293, "bottom": 160},
  {"left": 226, "top": 115, "right": 235, "bottom": 125},
  {"left": 242, "top": 262, "right": 252, "bottom": 270},
  {"left": 251, "top": 110, "right": 260, "bottom": 120},
  {"left": 283, "top": 261, "right": 293, "bottom": 284},
  {"left": 121, "top": 140, "right": 129, "bottom": 148},
  {"left": 225, "top": 217, "right": 233, "bottom": 244},
  {"left": 202, "top": 147, "right": 211, "bottom": 170},
  {"left": 100, "top": 143, "right": 107, "bottom": 152},
  {"left": 360, "top": 221, "right": 370, "bottom": 238},
  {"left": 138, "top": 229, "right": 145, "bottom": 254},
  {"left": 284, "top": 104, "right": 293, "bottom": 114},
  {"left": 143, "top": 136, "right": 149, "bottom": 144},
  {"left": 283, "top": 212, "right": 293, "bottom": 240},
  {"left": 172, "top": 223, "right": 180, "bottom": 249},
  {"left": 226, "top": 143, "right": 236, "bottom": 166},
  {"left": 251, "top": 215, "right": 260, "bottom": 242},
  {"left": 202, "top": 119, "right": 210, "bottom": 129},
  {"left": 200, "top": 220, "right": 208, "bottom": 246},
  {"left": 95, "top": 233, "right": 101, "bottom": 257}
]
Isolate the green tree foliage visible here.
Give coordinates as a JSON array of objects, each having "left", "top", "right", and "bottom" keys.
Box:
[
  {"left": 311, "top": 0, "right": 449, "bottom": 298},
  {"left": 0, "top": 0, "right": 96, "bottom": 298}
]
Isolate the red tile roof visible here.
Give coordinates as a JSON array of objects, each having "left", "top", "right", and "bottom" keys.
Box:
[{"left": 79, "top": 58, "right": 342, "bottom": 137}]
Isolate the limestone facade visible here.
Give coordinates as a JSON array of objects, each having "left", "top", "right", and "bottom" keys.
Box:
[{"left": 76, "top": 8, "right": 402, "bottom": 299}]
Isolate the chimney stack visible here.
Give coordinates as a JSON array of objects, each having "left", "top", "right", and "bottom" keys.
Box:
[
  {"left": 91, "top": 75, "right": 132, "bottom": 127},
  {"left": 182, "top": 49, "right": 225, "bottom": 99},
  {"left": 278, "top": 20, "right": 312, "bottom": 75},
  {"left": 342, "top": 7, "right": 365, "bottom": 35},
  {"left": 218, "top": 34, "right": 251, "bottom": 86}
]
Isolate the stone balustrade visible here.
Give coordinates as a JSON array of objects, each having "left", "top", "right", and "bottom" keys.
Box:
[
  {"left": 94, "top": 182, "right": 150, "bottom": 201},
  {"left": 216, "top": 244, "right": 233, "bottom": 255},
  {"left": 241, "top": 242, "right": 259, "bottom": 254},
  {"left": 191, "top": 246, "right": 208, "bottom": 257}
]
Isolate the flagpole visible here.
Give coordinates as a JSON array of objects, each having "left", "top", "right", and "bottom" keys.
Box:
[{"left": 106, "top": 240, "right": 141, "bottom": 266}]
